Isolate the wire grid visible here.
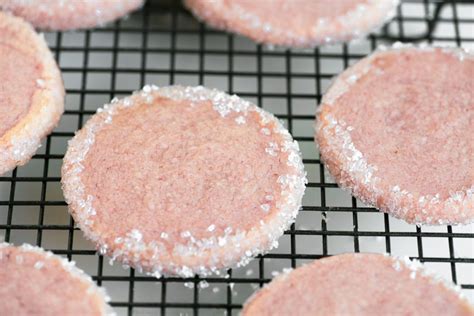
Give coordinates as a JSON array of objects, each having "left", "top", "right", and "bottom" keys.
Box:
[{"left": 0, "top": 0, "right": 473, "bottom": 315}]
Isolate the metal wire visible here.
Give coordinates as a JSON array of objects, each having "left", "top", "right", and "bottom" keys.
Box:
[{"left": 0, "top": 1, "right": 473, "bottom": 315}]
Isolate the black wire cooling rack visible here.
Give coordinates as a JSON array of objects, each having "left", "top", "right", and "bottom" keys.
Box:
[{"left": 0, "top": 1, "right": 473, "bottom": 315}]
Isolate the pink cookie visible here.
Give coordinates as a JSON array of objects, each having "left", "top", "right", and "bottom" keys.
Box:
[
  {"left": 316, "top": 43, "right": 474, "bottom": 225},
  {"left": 243, "top": 253, "right": 473, "bottom": 316},
  {"left": 185, "top": 0, "right": 399, "bottom": 47},
  {"left": 0, "top": 243, "right": 113, "bottom": 316},
  {"left": 62, "top": 85, "right": 306, "bottom": 277},
  {"left": 0, "top": 0, "right": 144, "bottom": 31},
  {"left": 0, "top": 12, "right": 64, "bottom": 176}
]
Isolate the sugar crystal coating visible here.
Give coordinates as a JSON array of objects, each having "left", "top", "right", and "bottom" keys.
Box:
[
  {"left": 316, "top": 43, "right": 474, "bottom": 225},
  {"left": 0, "top": 243, "right": 114, "bottom": 316},
  {"left": 0, "top": 0, "right": 144, "bottom": 31},
  {"left": 185, "top": 0, "right": 399, "bottom": 47},
  {"left": 62, "top": 85, "right": 306, "bottom": 277},
  {"left": 0, "top": 12, "right": 64, "bottom": 175},
  {"left": 242, "top": 253, "right": 473, "bottom": 315}
]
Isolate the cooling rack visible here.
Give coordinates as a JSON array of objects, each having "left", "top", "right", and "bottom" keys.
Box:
[{"left": 0, "top": 1, "right": 473, "bottom": 315}]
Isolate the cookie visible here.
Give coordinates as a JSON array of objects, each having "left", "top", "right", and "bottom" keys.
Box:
[
  {"left": 0, "top": 0, "right": 144, "bottom": 30},
  {"left": 242, "top": 253, "right": 473, "bottom": 316},
  {"left": 62, "top": 85, "right": 306, "bottom": 277},
  {"left": 0, "top": 12, "right": 64, "bottom": 175},
  {"left": 316, "top": 43, "right": 473, "bottom": 225},
  {"left": 185, "top": 0, "right": 399, "bottom": 47},
  {"left": 0, "top": 243, "right": 113, "bottom": 316}
]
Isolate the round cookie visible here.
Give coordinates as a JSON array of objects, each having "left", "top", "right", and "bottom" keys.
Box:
[
  {"left": 0, "top": 243, "right": 113, "bottom": 316},
  {"left": 0, "top": 12, "right": 64, "bottom": 176},
  {"left": 316, "top": 43, "right": 474, "bottom": 225},
  {"left": 62, "top": 85, "right": 306, "bottom": 277},
  {"left": 185, "top": 0, "right": 399, "bottom": 47},
  {"left": 242, "top": 253, "right": 473, "bottom": 316},
  {"left": 0, "top": 0, "right": 144, "bottom": 31}
]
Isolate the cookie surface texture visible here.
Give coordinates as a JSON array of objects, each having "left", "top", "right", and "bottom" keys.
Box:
[
  {"left": 62, "top": 85, "right": 306, "bottom": 277},
  {"left": 0, "top": 12, "right": 64, "bottom": 175},
  {"left": 316, "top": 44, "right": 474, "bottom": 225},
  {"left": 185, "top": 0, "right": 399, "bottom": 47},
  {"left": 242, "top": 253, "right": 473, "bottom": 316}
]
